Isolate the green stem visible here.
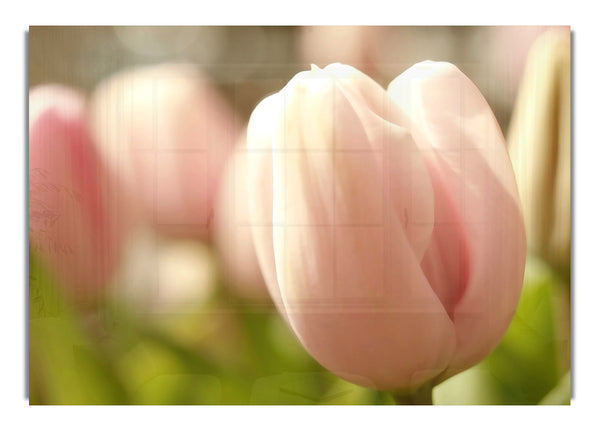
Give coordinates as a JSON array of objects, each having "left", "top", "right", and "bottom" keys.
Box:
[{"left": 392, "top": 383, "right": 434, "bottom": 405}]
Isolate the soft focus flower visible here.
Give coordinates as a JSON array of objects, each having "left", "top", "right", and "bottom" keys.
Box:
[
  {"left": 114, "top": 229, "right": 218, "bottom": 313},
  {"left": 212, "top": 134, "right": 269, "bottom": 301},
  {"left": 89, "top": 63, "right": 239, "bottom": 238},
  {"left": 246, "top": 62, "right": 526, "bottom": 391},
  {"left": 508, "top": 28, "right": 571, "bottom": 277},
  {"left": 490, "top": 26, "right": 560, "bottom": 103},
  {"left": 29, "top": 85, "right": 125, "bottom": 302},
  {"left": 112, "top": 228, "right": 235, "bottom": 360}
]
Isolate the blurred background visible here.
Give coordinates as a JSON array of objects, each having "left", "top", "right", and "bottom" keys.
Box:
[
  {"left": 29, "top": 26, "right": 556, "bottom": 136},
  {"left": 28, "top": 26, "right": 571, "bottom": 405}
]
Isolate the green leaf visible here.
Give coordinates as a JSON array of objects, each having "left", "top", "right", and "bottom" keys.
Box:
[
  {"left": 434, "top": 365, "right": 504, "bottom": 405},
  {"left": 539, "top": 371, "right": 571, "bottom": 405},
  {"left": 29, "top": 251, "right": 128, "bottom": 404},
  {"left": 435, "top": 255, "right": 570, "bottom": 405}
]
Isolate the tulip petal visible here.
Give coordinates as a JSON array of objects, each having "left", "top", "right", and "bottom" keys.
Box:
[
  {"left": 246, "top": 93, "right": 289, "bottom": 316},
  {"left": 388, "top": 61, "right": 526, "bottom": 376},
  {"left": 326, "top": 65, "right": 435, "bottom": 261},
  {"left": 213, "top": 135, "right": 269, "bottom": 299}
]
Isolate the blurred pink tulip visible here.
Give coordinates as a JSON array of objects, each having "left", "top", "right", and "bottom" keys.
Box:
[
  {"left": 212, "top": 135, "right": 269, "bottom": 301},
  {"left": 246, "top": 63, "right": 525, "bottom": 392},
  {"left": 114, "top": 230, "right": 219, "bottom": 313},
  {"left": 89, "top": 63, "right": 239, "bottom": 238},
  {"left": 29, "top": 85, "right": 125, "bottom": 302}
]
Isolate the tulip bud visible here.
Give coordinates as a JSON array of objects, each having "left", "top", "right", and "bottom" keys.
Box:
[
  {"left": 89, "top": 63, "right": 239, "bottom": 238},
  {"left": 507, "top": 28, "right": 571, "bottom": 277},
  {"left": 246, "top": 63, "right": 526, "bottom": 392},
  {"left": 29, "top": 85, "right": 124, "bottom": 302},
  {"left": 212, "top": 134, "right": 269, "bottom": 301}
]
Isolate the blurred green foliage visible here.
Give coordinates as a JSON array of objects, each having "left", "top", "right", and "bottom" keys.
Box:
[
  {"left": 29, "top": 251, "right": 569, "bottom": 405},
  {"left": 435, "top": 255, "right": 570, "bottom": 405},
  {"left": 28, "top": 250, "right": 391, "bottom": 405}
]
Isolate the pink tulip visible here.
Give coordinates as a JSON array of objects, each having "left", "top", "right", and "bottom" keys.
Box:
[
  {"left": 246, "top": 63, "right": 526, "bottom": 392},
  {"left": 89, "top": 63, "right": 239, "bottom": 238},
  {"left": 212, "top": 135, "right": 269, "bottom": 301},
  {"left": 29, "top": 85, "right": 125, "bottom": 302}
]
